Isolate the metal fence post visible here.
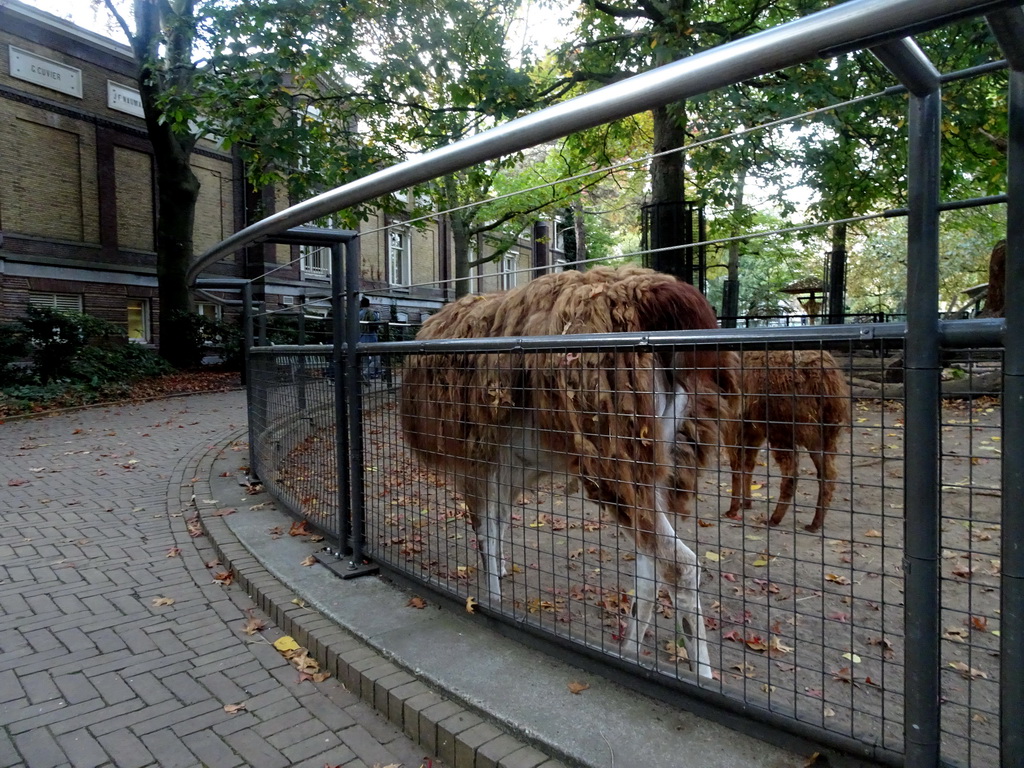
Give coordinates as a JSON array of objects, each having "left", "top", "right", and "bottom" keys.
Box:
[
  {"left": 330, "top": 241, "right": 352, "bottom": 556},
  {"left": 987, "top": 9, "right": 1024, "bottom": 766},
  {"left": 344, "top": 236, "right": 376, "bottom": 576},
  {"left": 872, "top": 39, "right": 942, "bottom": 767},
  {"left": 242, "top": 282, "right": 259, "bottom": 481}
]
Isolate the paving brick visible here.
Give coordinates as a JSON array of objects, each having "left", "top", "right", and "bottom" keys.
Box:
[
  {"left": 387, "top": 679, "right": 432, "bottom": 726},
  {"left": 288, "top": 744, "right": 357, "bottom": 768},
  {"left": 53, "top": 672, "right": 99, "bottom": 705},
  {"left": 266, "top": 716, "right": 329, "bottom": 750},
  {"left": 437, "top": 709, "right": 485, "bottom": 766},
  {"left": 95, "top": 729, "right": 153, "bottom": 768},
  {"left": 498, "top": 745, "right": 551, "bottom": 768},
  {"left": 124, "top": 672, "right": 173, "bottom": 706},
  {"left": 139, "top": 728, "right": 199, "bottom": 768},
  {"left": 478, "top": 734, "right": 527, "bottom": 768},
  {"left": 456, "top": 722, "right": 507, "bottom": 768},
  {"left": 374, "top": 669, "right": 415, "bottom": 712},
  {"left": 419, "top": 700, "right": 464, "bottom": 757},
  {"left": 223, "top": 729, "right": 290, "bottom": 768},
  {"left": 19, "top": 670, "right": 62, "bottom": 705},
  {"left": 55, "top": 728, "right": 109, "bottom": 768},
  {"left": 160, "top": 671, "right": 210, "bottom": 705},
  {"left": 294, "top": 689, "right": 356, "bottom": 731},
  {"left": 89, "top": 672, "right": 136, "bottom": 705},
  {"left": 402, "top": 691, "right": 445, "bottom": 742},
  {"left": 181, "top": 730, "right": 244, "bottom": 768},
  {"left": 7, "top": 698, "right": 108, "bottom": 735},
  {"left": 0, "top": 728, "right": 21, "bottom": 768},
  {"left": 13, "top": 727, "right": 65, "bottom": 768},
  {"left": 337, "top": 724, "right": 401, "bottom": 768}
]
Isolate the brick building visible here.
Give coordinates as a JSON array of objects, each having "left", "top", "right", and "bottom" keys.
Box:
[{"left": 0, "top": 0, "right": 564, "bottom": 346}]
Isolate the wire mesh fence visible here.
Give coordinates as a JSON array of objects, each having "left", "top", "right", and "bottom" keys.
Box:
[{"left": 242, "top": 323, "right": 1004, "bottom": 765}]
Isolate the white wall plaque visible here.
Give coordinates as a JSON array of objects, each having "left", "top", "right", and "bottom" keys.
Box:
[
  {"left": 9, "top": 45, "right": 82, "bottom": 98},
  {"left": 107, "top": 80, "right": 145, "bottom": 118}
]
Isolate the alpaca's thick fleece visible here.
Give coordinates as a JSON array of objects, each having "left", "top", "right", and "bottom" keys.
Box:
[{"left": 401, "top": 266, "right": 739, "bottom": 548}]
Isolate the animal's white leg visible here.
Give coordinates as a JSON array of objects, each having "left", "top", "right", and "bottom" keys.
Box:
[
  {"left": 649, "top": 379, "right": 711, "bottom": 677},
  {"left": 655, "top": 512, "right": 712, "bottom": 679},
  {"left": 477, "top": 477, "right": 504, "bottom": 601},
  {"left": 626, "top": 551, "right": 658, "bottom": 662}
]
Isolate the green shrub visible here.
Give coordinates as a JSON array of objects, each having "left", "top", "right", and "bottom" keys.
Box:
[
  {"left": 72, "top": 344, "right": 174, "bottom": 385},
  {"left": 0, "top": 321, "right": 30, "bottom": 385},
  {"left": 21, "top": 306, "right": 122, "bottom": 383}
]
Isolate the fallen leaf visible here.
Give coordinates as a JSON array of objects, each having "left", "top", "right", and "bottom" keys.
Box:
[
  {"left": 152, "top": 596, "right": 175, "bottom": 607},
  {"left": 465, "top": 596, "right": 478, "bottom": 614},
  {"left": 970, "top": 616, "right": 989, "bottom": 632},
  {"left": 210, "top": 507, "right": 236, "bottom": 517},
  {"left": 943, "top": 627, "right": 969, "bottom": 642},
  {"left": 864, "top": 529, "right": 883, "bottom": 538},
  {"left": 241, "top": 613, "right": 266, "bottom": 635},
  {"left": 824, "top": 573, "right": 850, "bottom": 585},
  {"left": 567, "top": 681, "right": 590, "bottom": 694},
  {"left": 289, "top": 520, "right": 312, "bottom": 537},
  {"left": 408, "top": 596, "right": 427, "bottom": 609},
  {"left": 212, "top": 571, "right": 234, "bottom": 585},
  {"left": 300, "top": 555, "right": 317, "bottom": 567},
  {"left": 951, "top": 564, "right": 975, "bottom": 579},
  {"left": 949, "top": 661, "right": 988, "bottom": 680},
  {"left": 223, "top": 703, "right": 247, "bottom": 714},
  {"left": 842, "top": 653, "right": 862, "bottom": 664},
  {"left": 204, "top": 559, "right": 222, "bottom": 569},
  {"left": 704, "top": 551, "right": 720, "bottom": 562},
  {"left": 272, "top": 636, "right": 300, "bottom": 653},
  {"left": 165, "top": 547, "right": 181, "bottom": 558}
]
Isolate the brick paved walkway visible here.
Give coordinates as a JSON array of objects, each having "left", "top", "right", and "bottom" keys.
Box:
[{"left": 0, "top": 391, "right": 438, "bottom": 768}]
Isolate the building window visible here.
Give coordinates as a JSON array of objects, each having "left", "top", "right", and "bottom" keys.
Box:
[
  {"left": 127, "top": 298, "right": 151, "bottom": 343},
  {"left": 388, "top": 226, "right": 411, "bottom": 286},
  {"left": 197, "top": 303, "right": 223, "bottom": 322},
  {"left": 500, "top": 252, "right": 518, "bottom": 290},
  {"left": 300, "top": 217, "right": 335, "bottom": 280},
  {"left": 29, "top": 293, "right": 83, "bottom": 312},
  {"left": 301, "top": 242, "right": 332, "bottom": 280}
]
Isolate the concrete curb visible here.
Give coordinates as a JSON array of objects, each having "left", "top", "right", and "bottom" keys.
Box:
[{"left": 195, "top": 432, "right": 568, "bottom": 768}]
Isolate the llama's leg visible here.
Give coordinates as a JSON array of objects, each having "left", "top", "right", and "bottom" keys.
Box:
[
  {"left": 473, "top": 477, "right": 506, "bottom": 601},
  {"left": 653, "top": 512, "right": 711, "bottom": 678},
  {"left": 768, "top": 446, "right": 797, "bottom": 527},
  {"left": 623, "top": 551, "right": 658, "bottom": 662},
  {"left": 726, "top": 447, "right": 745, "bottom": 519},
  {"left": 806, "top": 440, "right": 838, "bottom": 533},
  {"left": 726, "top": 445, "right": 760, "bottom": 519}
]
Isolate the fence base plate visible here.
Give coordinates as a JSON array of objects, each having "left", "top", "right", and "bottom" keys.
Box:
[{"left": 314, "top": 552, "right": 380, "bottom": 580}]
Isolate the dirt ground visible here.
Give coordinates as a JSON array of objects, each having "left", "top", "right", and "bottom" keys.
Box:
[{"left": 279, "top": 384, "right": 1003, "bottom": 766}]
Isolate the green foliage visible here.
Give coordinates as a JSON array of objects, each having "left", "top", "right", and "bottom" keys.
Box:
[
  {"left": 0, "top": 321, "right": 30, "bottom": 385},
  {"left": 20, "top": 307, "right": 122, "bottom": 384},
  {"left": 71, "top": 345, "right": 174, "bottom": 386}
]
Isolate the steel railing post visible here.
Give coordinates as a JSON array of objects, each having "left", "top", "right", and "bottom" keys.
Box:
[
  {"left": 987, "top": 9, "right": 1024, "bottom": 766},
  {"left": 331, "top": 241, "right": 352, "bottom": 555}
]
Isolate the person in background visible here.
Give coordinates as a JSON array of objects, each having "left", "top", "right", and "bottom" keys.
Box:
[{"left": 358, "top": 297, "right": 382, "bottom": 380}]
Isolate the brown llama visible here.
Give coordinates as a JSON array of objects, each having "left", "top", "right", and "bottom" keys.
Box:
[
  {"left": 724, "top": 350, "right": 851, "bottom": 533},
  {"left": 401, "top": 266, "right": 739, "bottom": 678}
]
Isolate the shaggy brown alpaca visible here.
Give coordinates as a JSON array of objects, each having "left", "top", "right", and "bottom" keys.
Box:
[
  {"left": 401, "top": 266, "right": 738, "bottom": 677},
  {"left": 725, "top": 350, "right": 851, "bottom": 532}
]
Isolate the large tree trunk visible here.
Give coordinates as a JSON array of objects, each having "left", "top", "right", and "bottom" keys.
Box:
[
  {"left": 827, "top": 221, "right": 848, "bottom": 324},
  {"left": 721, "top": 165, "right": 747, "bottom": 326},
  {"left": 648, "top": 104, "right": 692, "bottom": 282},
  {"left": 139, "top": 64, "right": 202, "bottom": 368}
]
